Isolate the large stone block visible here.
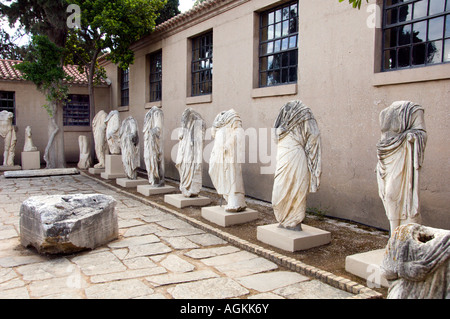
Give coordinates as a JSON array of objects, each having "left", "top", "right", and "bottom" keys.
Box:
[{"left": 20, "top": 194, "right": 118, "bottom": 255}]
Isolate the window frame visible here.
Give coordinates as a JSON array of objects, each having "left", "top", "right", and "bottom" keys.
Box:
[
  {"left": 0, "top": 91, "right": 16, "bottom": 125},
  {"left": 149, "top": 50, "right": 162, "bottom": 102},
  {"left": 63, "top": 94, "right": 90, "bottom": 127},
  {"left": 120, "top": 68, "right": 130, "bottom": 107},
  {"left": 191, "top": 31, "right": 213, "bottom": 97},
  {"left": 381, "top": 0, "right": 450, "bottom": 72},
  {"left": 258, "top": 0, "right": 299, "bottom": 88}
]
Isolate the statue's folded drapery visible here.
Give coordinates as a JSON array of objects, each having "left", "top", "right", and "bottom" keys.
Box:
[
  {"left": 209, "top": 109, "right": 246, "bottom": 212},
  {"left": 144, "top": 106, "right": 165, "bottom": 187},
  {"left": 376, "top": 101, "right": 427, "bottom": 229},
  {"left": 120, "top": 117, "right": 140, "bottom": 180},
  {"left": 92, "top": 110, "right": 108, "bottom": 169},
  {"left": 272, "top": 101, "right": 321, "bottom": 229},
  {"left": 176, "top": 108, "right": 206, "bottom": 197},
  {"left": 381, "top": 223, "right": 450, "bottom": 299}
]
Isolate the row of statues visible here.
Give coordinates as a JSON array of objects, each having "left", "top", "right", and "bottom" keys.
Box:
[{"left": 92, "top": 99, "right": 428, "bottom": 235}]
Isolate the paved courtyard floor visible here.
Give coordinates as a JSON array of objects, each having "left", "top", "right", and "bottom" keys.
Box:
[{"left": 0, "top": 173, "right": 371, "bottom": 299}]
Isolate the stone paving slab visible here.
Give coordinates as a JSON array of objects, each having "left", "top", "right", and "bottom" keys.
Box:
[{"left": 0, "top": 174, "right": 381, "bottom": 300}]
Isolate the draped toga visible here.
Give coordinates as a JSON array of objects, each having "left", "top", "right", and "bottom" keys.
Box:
[
  {"left": 272, "top": 101, "right": 322, "bottom": 229},
  {"left": 376, "top": 101, "right": 427, "bottom": 225},
  {"left": 144, "top": 106, "right": 165, "bottom": 187},
  {"left": 176, "top": 108, "right": 206, "bottom": 197}
]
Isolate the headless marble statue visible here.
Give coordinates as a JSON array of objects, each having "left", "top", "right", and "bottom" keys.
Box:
[
  {"left": 105, "top": 110, "right": 121, "bottom": 155},
  {"left": 376, "top": 101, "right": 427, "bottom": 235},
  {"left": 209, "top": 109, "right": 246, "bottom": 212},
  {"left": 143, "top": 106, "right": 165, "bottom": 187},
  {"left": 23, "top": 126, "right": 38, "bottom": 152},
  {"left": 175, "top": 108, "right": 206, "bottom": 198},
  {"left": 77, "top": 135, "right": 92, "bottom": 170},
  {"left": 120, "top": 117, "right": 140, "bottom": 180},
  {"left": 92, "top": 110, "right": 108, "bottom": 169},
  {"left": 0, "top": 111, "right": 17, "bottom": 166},
  {"left": 272, "top": 101, "right": 322, "bottom": 230}
]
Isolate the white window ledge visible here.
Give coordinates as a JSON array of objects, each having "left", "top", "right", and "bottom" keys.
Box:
[
  {"left": 186, "top": 94, "right": 212, "bottom": 105},
  {"left": 116, "top": 106, "right": 129, "bottom": 112},
  {"left": 252, "top": 84, "right": 297, "bottom": 98},
  {"left": 145, "top": 101, "right": 162, "bottom": 109},
  {"left": 373, "top": 63, "right": 450, "bottom": 87}
]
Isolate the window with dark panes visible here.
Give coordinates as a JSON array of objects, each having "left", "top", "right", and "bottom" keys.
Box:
[
  {"left": 120, "top": 68, "right": 130, "bottom": 106},
  {"left": 382, "top": 0, "right": 450, "bottom": 71},
  {"left": 191, "top": 31, "right": 213, "bottom": 96},
  {"left": 0, "top": 91, "right": 15, "bottom": 125},
  {"left": 259, "top": 1, "right": 299, "bottom": 87},
  {"left": 150, "top": 51, "right": 162, "bottom": 102},
  {"left": 64, "top": 94, "right": 90, "bottom": 127}
]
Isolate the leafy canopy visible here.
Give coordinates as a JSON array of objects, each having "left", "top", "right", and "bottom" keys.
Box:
[{"left": 338, "top": 0, "right": 369, "bottom": 9}]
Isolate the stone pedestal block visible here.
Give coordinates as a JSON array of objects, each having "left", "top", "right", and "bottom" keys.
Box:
[
  {"left": 164, "top": 194, "right": 211, "bottom": 208},
  {"left": 20, "top": 194, "right": 118, "bottom": 255},
  {"left": 116, "top": 177, "right": 148, "bottom": 188},
  {"left": 137, "top": 184, "right": 177, "bottom": 196},
  {"left": 201, "top": 206, "right": 258, "bottom": 227},
  {"left": 21, "top": 151, "right": 40, "bottom": 170},
  {"left": 101, "top": 154, "right": 126, "bottom": 179},
  {"left": 88, "top": 167, "right": 105, "bottom": 175},
  {"left": 257, "top": 223, "right": 331, "bottom": 252},
  {"left": 345, "top": 249, "right": 389, "bottom": 288}
]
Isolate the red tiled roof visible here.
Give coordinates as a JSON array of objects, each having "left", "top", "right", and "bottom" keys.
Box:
[{"left": 0, "top": 59, "right": 109, "bottom": 86}]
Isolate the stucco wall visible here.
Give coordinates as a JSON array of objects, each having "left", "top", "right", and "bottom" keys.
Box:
[
  {"left": 104, "top": 0, "right": 450, "bottom": 231},
  {"left": 0, "top": 81, "right": 111, "bottom": 164}
]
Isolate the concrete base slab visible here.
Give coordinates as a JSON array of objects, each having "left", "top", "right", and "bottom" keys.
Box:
[
  {"left": 88, "top": 167, "right": 105, "bottom": 175},
  {"left": 137, "top": 185, "right": 177, "bottom": 196},
  {"left": 21, "top": 151, "right": 40, "bottom": 170},
  {"left": 116, "top": 177, "right": 148, "bottom": 188},
  {"left": 0, "top": 165, "right": 22, "bottom": 172},
  {"left": 257, "top": 223, "right": 331, "bottom": 252},
  {"left": 345, "top": 249, "right": 389, "bottom": 288},
  {"left": 164, "top": 194, "right": 211, "bottom": 208},
  {"left": 201, "top": 206, "right": 258, "bottom": 227}
]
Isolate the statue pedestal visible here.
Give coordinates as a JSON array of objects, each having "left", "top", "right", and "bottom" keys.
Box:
[
  {"left": 21, "top": 151, "right": 40, "bottom": 170},
  {"left": 116, "top": 177, "right": 148, "bottom": 188},
  {"left": 164, "top": 194, "right": 211, "bottom": 209},
  {"left": 345, "top": 249, "right": 389, "bottom": 288},
  {"left": 89, "top": 167, "right": 105, "bottom": 175},
  {"left": 201, "top": 206, "right": 258, "bottom": 227},
  {"left": 257, "top": 223, "right": 331, "bottom": 252},
  {"left": 100, "top": 155, "right": 126, "bottom": 179},
  {"left": 137, "top": 184, "right": 176, "bottom": 196},
  {"left": 0, "top": 165, "right": 22, "bottom": 171}
]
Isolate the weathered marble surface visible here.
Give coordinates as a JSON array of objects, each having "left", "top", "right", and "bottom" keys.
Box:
[
  {"left": 176, "top": 108, "right": 206, "bottom": 198},
  {"left": 272, "top": 101, "right": 322, "bottom": 229},
  {"left": 20, "top": 194, "right": 118, "bottom": 255},
  {"left": 143, "top": 106, "right": 165, "bottom": 187},
  {"left": 4, "top": 168, "right": 79, "bottom": 178},
  {"left": 23, "top": 126, "right": 38, "bottom": 152},
  {"left": 105, "top": 110, "right": 121, "bottom": 155},
  {"left": 381, "top": 223, "right": 450, "bottom": 299},
  {"left": 209, "top": 109, "right": 246, "bottom": 212},
  {"left": 92, "top": 110, "right": 108, "bottom": 169},
  {"left": 0, "top": 110, "right": 17, "bottom": 166},
  {"left": 120, "top": 117, "right": 140, "bottom": 180},
  {"left": 377, "top": 101, "right": 427, "bottom": 234},
  {"left": 77, "top": 135, "right": 92, "bottom": 170}
]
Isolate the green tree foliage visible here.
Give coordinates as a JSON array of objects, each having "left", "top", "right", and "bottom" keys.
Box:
[
  {"left": 156, "top": 0, "right": 180, "bottom": 25},
  {"left": 14, "top": 34, "right": 70, "bottom": 167},
  {"left": 0, "top": 29, "right": 28, "bottom": 60},
  {"left": 338, "top": 0, "right": 369, "bottom": 10}
]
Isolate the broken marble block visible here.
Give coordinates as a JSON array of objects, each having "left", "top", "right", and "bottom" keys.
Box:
[{"left": 20, "top": 194, "right": 118, "bottom": 255}]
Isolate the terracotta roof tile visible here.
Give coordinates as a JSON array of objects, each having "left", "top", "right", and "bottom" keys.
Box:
[{"left": 0, "top": 59, "right": 109, "bottom": 86}]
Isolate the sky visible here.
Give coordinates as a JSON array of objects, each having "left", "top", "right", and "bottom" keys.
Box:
[{"left": 179, "top": 0, "right": 196, "bottom": 13}]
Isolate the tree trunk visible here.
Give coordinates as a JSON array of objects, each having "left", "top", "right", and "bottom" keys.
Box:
[
  {"left": 88, "top": 49, "right": 100, "bottom": 163},
  {"left": 44, "top": 101, "right": 66, "bottom": 168}
]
